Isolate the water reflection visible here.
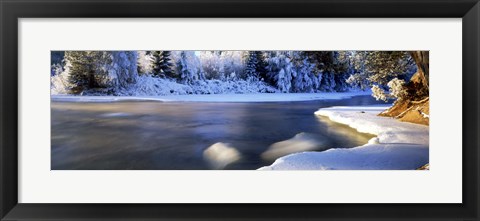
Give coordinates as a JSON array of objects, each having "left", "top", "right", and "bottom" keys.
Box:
[{"left": 314, "top": 115, "right": 377, "bottom": 146}]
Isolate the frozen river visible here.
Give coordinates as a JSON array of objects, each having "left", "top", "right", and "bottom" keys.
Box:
[{"left": 51, "top": 95, "right": 385, "bottom": 170}]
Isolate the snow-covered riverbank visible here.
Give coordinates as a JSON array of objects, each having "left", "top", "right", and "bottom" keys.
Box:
[
  {"left": 51, "top": 91, "right": 371, "bottom": 103},
  {"left": 259, "top": 105, "right": 429, "bottom": 170}
]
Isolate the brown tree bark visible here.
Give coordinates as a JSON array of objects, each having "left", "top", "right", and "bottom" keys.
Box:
[
  {"left": 409, "top": 51, "right": 429, "bottom": 91},
  {"left": 379, "top": 51, "right": 430, "bottom": 125}
]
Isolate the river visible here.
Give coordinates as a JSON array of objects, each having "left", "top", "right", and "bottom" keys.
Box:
[{"left": 51, "top": 95, "right": 386, "bottom": 170}]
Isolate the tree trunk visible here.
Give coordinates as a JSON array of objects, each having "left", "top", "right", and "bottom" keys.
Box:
[
  {"left": 379, "top": 51, "right": 430, "bottom": 125},
  {"left": 88, "top": 71, "right": 95, "bottom": 88},
  {"left": 402, "top": 51, "right": 429, "bottom": 101},
  {"left": 409, "top": 51, "right": 429, "bottom": 90}
]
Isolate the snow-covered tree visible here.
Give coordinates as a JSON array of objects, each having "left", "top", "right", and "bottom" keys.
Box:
[
  {"left": 107, "top": 51, "right": 138, "bottom": 90},
  {"left": 137, "top": 51, "right": 154, "bottom": 75},
  {"left": 387, "top": 78, "right": 408, "bottom": 100},
  {"left": 152, "top": 51, "right": 175, "bottom": 78},
  {"left": 372, "top": 78, "right": 407, "bottom": 102},
  {"left": 51, "top": 63, "right": 64, "bottom": 76},
  {"left": 255, "top": 51, "right": 268, "bottom": 81},
  {"left": 221, "top": 51, "right": 247, "bottom": 80},
  {"left": 265, "top": 51, "right": 294, "bottom": 92},
  {"left": 365, "top": 52, "right": 415, "bottom": 85},
  {"left": 51, "top": 51, "right": 65, "bottom": 76},
  {"left": 346, "top": 73, "right": 369, "bottom": 90},
  {"left": 200, "top": 51, "right": 226, "bottom": 80},
  {"left": 244, "top": 51, "right": 268, "bottom": 81},
  {"left": 64, "top": 51, "right": 138, "bottom": 94},
  {"left": 176, "top": 51, "right": 189, "bottom": 82},
  {"left": 345, "top": 51, "right": 416, "bottom": 92},
  {"left": 200, "top": 51, "right": 248, "bottom": 80},
  {"left": 57, "top": 50, "right": 424, "bottom": 96},
  {"left": 291, "top": 52, "right": 318, "bottom": 92},
  {"left": 244, "top": 51, "right": 258, "bottom": 80},
  {"left": 175, "top": 51, "right": 204, "bottom": 84},
  {"left": 318, "top": 72, "right": 336, "bottom": 91},
  {"left": 301, "top": 51, "right": 351, "bottom": 92},
  {"left": 65, "top": 51, "right": 104, "bottom": 93},
  {"left": 371, "top": 84, "right": 388, "bottom": 101}
]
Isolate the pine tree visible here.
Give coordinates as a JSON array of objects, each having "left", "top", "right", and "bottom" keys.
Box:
[
  {"left": 152, "top": 51, "right": 174, "bottom": 78},
  {"left": 319, "top": 72, "right": 336, "bottom": 92},
  {"left": 244, "top": 51, "right": 258, "bottom": 80},
  {"left": 265, "top": 51, "right": 294, "bottom": 92},
  {"left": 64, "top": 51, "right": 138, "bottom": 94},
  {"left": 300, "top": 51, "right": 353, "bottom": 92},
  {"left": 51, "top": 51, "right": 65, "bottom": 76},
  {"left": 255, "top": 51, "right": 268, "bottom": 81},
  {"left": 221, "top": 51, "right": 244, "bottom": 80},
  {"left": 64, "top": 51, "right": 106, "bottom": 94},
  {"left": 199, "top": 51, "right": 223, "bottom": 80},
  {"left": 137, "top": 51, "right": 154, "bottom": 75},
  {"left": 291, "top": 52, "right": 317, "bottom": 92},
  {"left": 344, "top": 51, "right": 416, "bottom": 98},
  {"left": 108, "top": 51, "right": 138, "bottom": 90},
  {"left": 244, "top": 51, "right": 268, "bottom": 81},
  {"left": 176, "top": 51, "right": 191, "bottom": 83}
]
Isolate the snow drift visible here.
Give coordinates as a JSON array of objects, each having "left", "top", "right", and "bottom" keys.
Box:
[
  {"left": 261, "top": 132, "right": 331, "bottom": 161},
  {"left": 203, "top": 142, "right": 241, "bottom": 169},
  {"left": 259, "top": 105, "right": 429, "bottom": 170}
]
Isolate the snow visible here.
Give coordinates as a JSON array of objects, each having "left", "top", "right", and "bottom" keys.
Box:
[
  {"left": 137, "top": 51, "right": 154, "bottom": 74},
  {"left": 199, "top": 51, "right": 246, "bottom": 80},
  {"left": 421, "top": 112, "right": 430, "bottom": 119},
  {"left": 261, "top": 132, "right": 332, "bottom": 161},
  {"left": 259, "top": 105, "right": 429, "bottom": 170},
  {"left": 51, "top": 91, "right": 371, "bottom": 103},
  {"left": 51, "top": 51, "right": 367, "bottom": 96},
  {"left": 52, "top": 73, "right": 280, "bottom": 96},
  {"left": 203, "top": 142, "right": 241, "bottom": 169},
  {"left": 50, "top": 70, "right": 72, "bottom": 95}
]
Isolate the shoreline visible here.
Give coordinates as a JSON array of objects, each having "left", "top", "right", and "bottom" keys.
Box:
[
  {"left": 259, "top": 105, "right": 429, "bottom": 170},
  {"left": 50, "top": 91, "right": 372, "bottom": 103}
]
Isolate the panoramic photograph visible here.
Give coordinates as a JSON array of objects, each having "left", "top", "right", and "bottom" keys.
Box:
[{"left": 50, "top": 50, "right": 429, "bottom": 170}]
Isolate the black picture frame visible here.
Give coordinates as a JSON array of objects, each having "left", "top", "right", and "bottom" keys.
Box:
[{"left": 1, "top": 0, "right": 479, "bottom": 220}]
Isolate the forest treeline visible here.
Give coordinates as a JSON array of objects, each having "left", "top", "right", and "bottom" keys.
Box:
[
  {"left": 52, "top": 50, "right": 430, "bottom": 124},
  {"left": 51, "top": 51, "right": 423, "bottom": 102}
]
